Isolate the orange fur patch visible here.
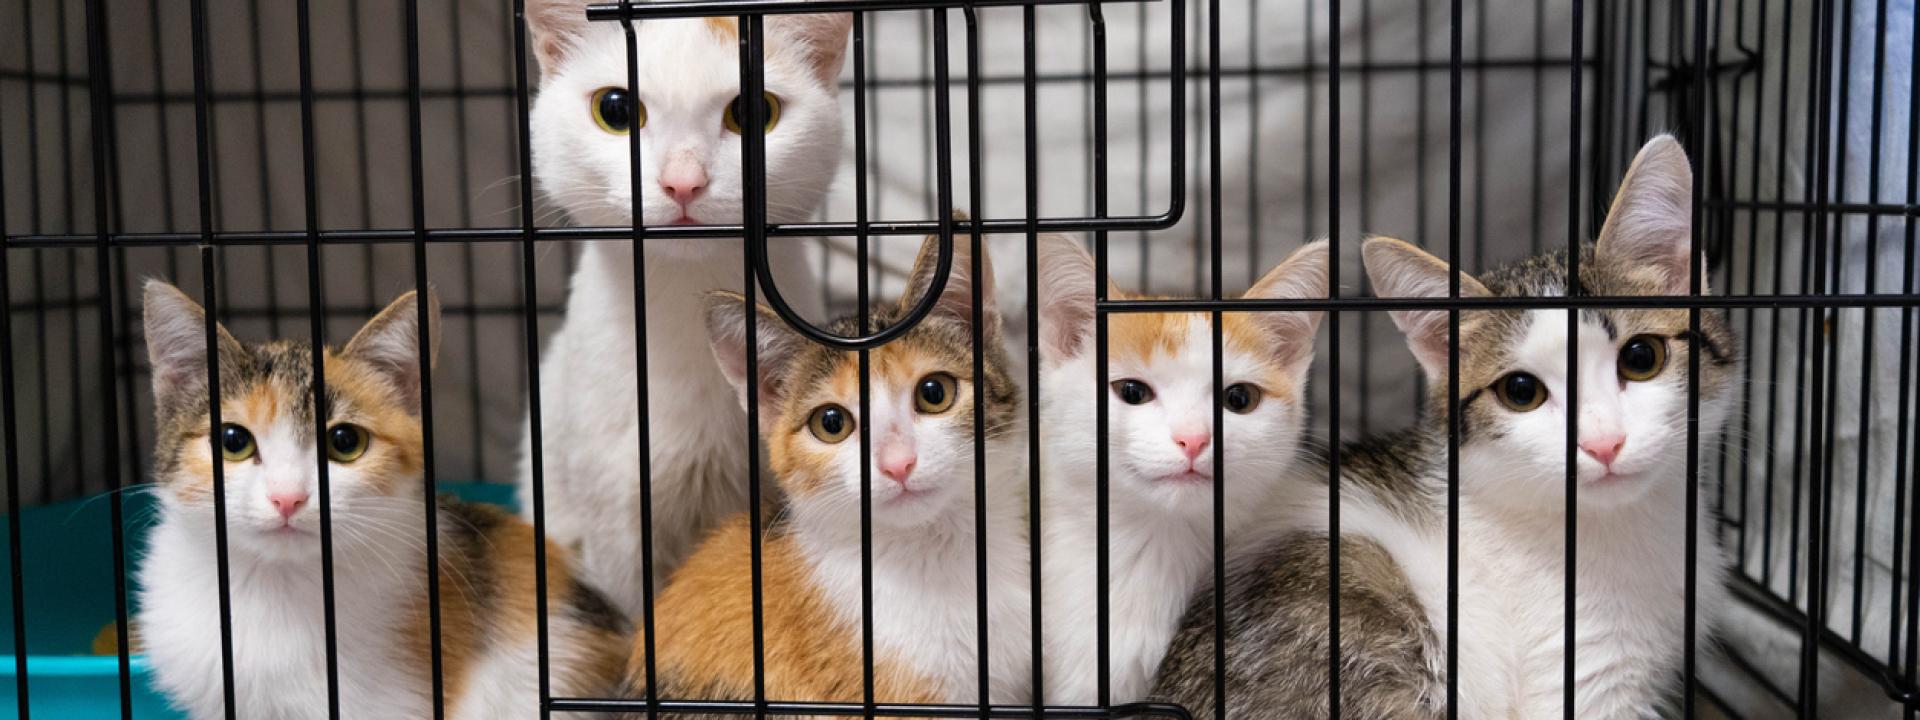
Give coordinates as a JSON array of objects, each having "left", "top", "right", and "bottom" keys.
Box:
[
  {"left": 408, "top": 508, "right": 626, "bottom": 714},
  {"left": 1102, "top": 307, "right": 1305, "bottom": 403},
  {"left": 705, "top": 17, "right": 738, "bottom": 38},
  {"left": 642, "top": 516, "right": 943, "bottom": 704}
]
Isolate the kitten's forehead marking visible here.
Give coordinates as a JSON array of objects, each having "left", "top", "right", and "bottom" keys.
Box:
[
  {"left": 1108, "top": 311, "right": 1300, "bottom": 400},
  {"left": 1513, "top": 309, "right": 1619, "bottom": 384}
]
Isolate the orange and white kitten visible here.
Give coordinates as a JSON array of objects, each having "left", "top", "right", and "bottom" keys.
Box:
[
  {"left": 630, "top": 235, "right": 1032, "bottom": 711},
  {"left": 136, "top": 283, "right": 629, "bottom": 720},
  {"left": 1034, "top": 237, "right": 1329, "bottom": 704},
  {"left": 521, "top": 1, "right": 849, "bottom": 618}
]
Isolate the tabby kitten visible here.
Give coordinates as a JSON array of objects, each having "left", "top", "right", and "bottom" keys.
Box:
[
  {"left": 1035, "top": 235, "right": 1328, "bottom": 705},
  {"left": 628, "top": 233, "right": 1032, "bottom": 713},
  {"left": 1150, "top": 136, "right": 1736, "bottom": 718},
  {"left": 137, "top": 283, "right": 629, "bottom": 720}
]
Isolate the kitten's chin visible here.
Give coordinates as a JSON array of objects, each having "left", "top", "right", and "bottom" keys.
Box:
[
  {"left": 868, "top": 484, "right": 965, "bottom": 529},
  {"left": 233, "top": 525, "right": 322, "bottom": 563}
]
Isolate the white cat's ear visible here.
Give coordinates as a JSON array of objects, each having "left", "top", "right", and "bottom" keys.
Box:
[
  {"left": 705, "top": 291, "right": 810, "bottom": 417},
  {"left": 1035, "top": 234, "right": 1097, "bottom": 359},
  {"left": 343, "top": 289, "right": 442, "bottom": 414},
  {"left": 770, "top": 13, "right": 853, "bottom": 88},
  {"left": 143, "top": 280, "right": 246, "bottom": 405},
  {"left": 901, "top": 222, "right": 998, "bottom": 338},
  {"left": 1595, "top": 134, "right": 1697, "bottom": 295},
  {"left": 526, "top": 0, "right": 590, "bottom": 71},
  {"left": 1362, "top": 236, "right": 1489, "bottom": 381},
  {"left": 1242, "top": 240, "right": 1329, "bottom": 375}
]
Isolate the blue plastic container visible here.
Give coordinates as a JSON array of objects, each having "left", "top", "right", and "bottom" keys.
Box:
[{"left": 0, "top": 482, "right": 516, "bottom": 718}]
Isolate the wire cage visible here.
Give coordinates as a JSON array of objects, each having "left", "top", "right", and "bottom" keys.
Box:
[{"left": 0, "top": 0, "right": 1915, "bottom": 715}]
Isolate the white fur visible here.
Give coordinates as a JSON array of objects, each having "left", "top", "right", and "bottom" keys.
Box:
[
  {"left": 1273, "top": 309, "right": 1734, "bottom": 718},
  {"left": 520, "top": 13, "right": 842, "bottom": 616}
]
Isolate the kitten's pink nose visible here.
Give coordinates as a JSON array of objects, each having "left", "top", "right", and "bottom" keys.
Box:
[
  {"left": 269, "top": 491, "right": 309, "bottom": 520},
  {"left": 1580, "top": 433, "right": 1626, "bottom": 468},
  {"left": 877, "top": 446, "right": 917, "bottom": 486},
  {"left": 658, "top": 161, "right": 707, "bottom": 208},
  {"left": 1172, "top": 429, "right": 1211, "bottom": 461}
]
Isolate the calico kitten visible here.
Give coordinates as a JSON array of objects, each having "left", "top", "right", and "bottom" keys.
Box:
[
  {"left": 521, "top": 1, "right": 850, "bottom": 617},
  {"left": 136, "top": 283, "right": 629, "bottom": 720},
  {"left": 627, "top": 234, "right": 1032, "bottom": 713},
  {"left": 1034, "top": 236, "right": 1328, "bottom": 704},
  {"left": 1149, "top": 136, "right": 1736, "bottom": 718}
]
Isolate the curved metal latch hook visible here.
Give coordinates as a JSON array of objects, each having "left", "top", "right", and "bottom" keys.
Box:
[{"left": 748, "top": 218, "right": 957, "bottom": 351}]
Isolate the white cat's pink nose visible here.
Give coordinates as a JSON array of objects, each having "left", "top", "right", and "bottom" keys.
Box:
[
  {"left": 269, "top": 491, "right": 309, "bottom": 520},
  {"left": 877, "top": 447, "right": 917, "bottom": 485},
  {"left": 658, "top": 162, "right": 708, "bottom": 208},
  {"left": 1580, "top": 433, "right": 1626, "bottom": 468},
  {"left": 1173, "top": 429, "right": 1211, "bottom": 460}
]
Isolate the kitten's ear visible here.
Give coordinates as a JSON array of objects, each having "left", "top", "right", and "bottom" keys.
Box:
[
  {"left": 343, "top": 290, "right": 442, "bottom": 414},
  {"left": 1362, "top": 237, "right": 1490, "bottom": 380},
  {"left": 143, "top": 280, "right": 246, "bottom": 405},
  {"left": 1036, "top": 234, "right": 1097, "bottom": 359},
  {"left": 705, "top": 291, "right": 811, "bottom": 417},
  {"left": 525, "top": 0, "right": 590, "bottom": 71},
  {"left": 770, "top": 13, "right": 853, "bottom": 88},
  {"left": 1595, "top": 134, "right": 1697, "bottom": 295},
  {"left": 900, "top": 220, "right": 998, "bottom": 338},
  {"left": 1242, "top": 240, "right": 1330, "bottom": 375}
]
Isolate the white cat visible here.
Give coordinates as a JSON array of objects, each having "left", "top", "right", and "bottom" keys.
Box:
[
  {"left": 1034, "top": 235, "right": 1329, "bottom": 705},
  {"left": 521, "top": 1, "right": 849, "bottom": 617}
]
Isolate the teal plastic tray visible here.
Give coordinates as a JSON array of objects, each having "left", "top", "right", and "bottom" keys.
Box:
[{"left": 0, "top": 482, "right": 516, "bottom": 718}]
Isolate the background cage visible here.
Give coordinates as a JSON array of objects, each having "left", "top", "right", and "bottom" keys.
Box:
[{"left": 0, "top": 0, "right": 1915, "bottom": 715}]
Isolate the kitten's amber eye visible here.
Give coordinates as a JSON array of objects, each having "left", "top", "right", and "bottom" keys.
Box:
[
  {"left": 723, "top": 92, "right": 781, "bottom": 134},
  {"left": 1223, "top": 383, "right": 1263, "bottom": 414},
  {"left": 808, "top": 405, "right": 854, "bottom": 443},
  {"left": 591, "top": 87, "right": 644, "bottom": 134},
  {"left": 1493, "top": 372, "right": 1547, "bottom": 412},
  {"left": 1111, "top": 379, "right": 1155, "bottom": 405},
  {"left": 915, "top": 373, "right": 958, "bottom": 414},
  {"left": 1617, "top": 335, "right": 1667, "bottom": 382},
  {"left": 326, "top": 424, "right": 371, "bottom": 463},
  {"left": 219, "top": 424, "right": 256, "bottom": 462}
]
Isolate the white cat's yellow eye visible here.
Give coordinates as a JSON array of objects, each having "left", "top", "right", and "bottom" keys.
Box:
[
  {"left": 723, "top": 92, "right": 781, "bottom": 134},
  {"left": 219, "top": 424, "right": 257, "bottom": 462},
  {"left": 591, "top": 87, "right": 644, "bottom": 134},
  {"left": 1223, "top": 383, "right": 1263, "bottom": 414},
  {"left": 915, "top": 373, "right": 958, "bottom": 414},
  {"left": 326, "top": 424, "right": 371, "bottom": 463},
  {"left": 809, "top": 405, "right": 854, "bottom": 443},
  {"left": 1617, "top": 335, "right": 1667, "bottom": 382},
  {"left": 1492, "top": 372, "right": 1547, "bottom": 412}
]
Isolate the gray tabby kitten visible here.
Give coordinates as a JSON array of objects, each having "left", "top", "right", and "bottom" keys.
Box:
[{"left": 1150, "top": 136, "right": 1738, "bottom": 719}]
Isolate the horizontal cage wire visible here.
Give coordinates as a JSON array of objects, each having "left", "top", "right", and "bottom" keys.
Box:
[{"left": 0, "top": 0, "right": 1915, "bottom": 716}]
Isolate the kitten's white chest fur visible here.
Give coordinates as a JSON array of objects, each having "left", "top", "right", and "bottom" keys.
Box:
[
  {"left": 1039, "top": 493, "right": 1216, "bottom": 705},
  {"left": 518, "top": 241, "right": 817, "bottom": 616},
  {"left": 138, "top": 515, "right": 431, "bottom": 720},
  {"left": 1344, "top": 477, "right": 1727, "bottom": 719},
  {"left": 799, "top": 467, "right": 1035, "bottom": 705}
]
